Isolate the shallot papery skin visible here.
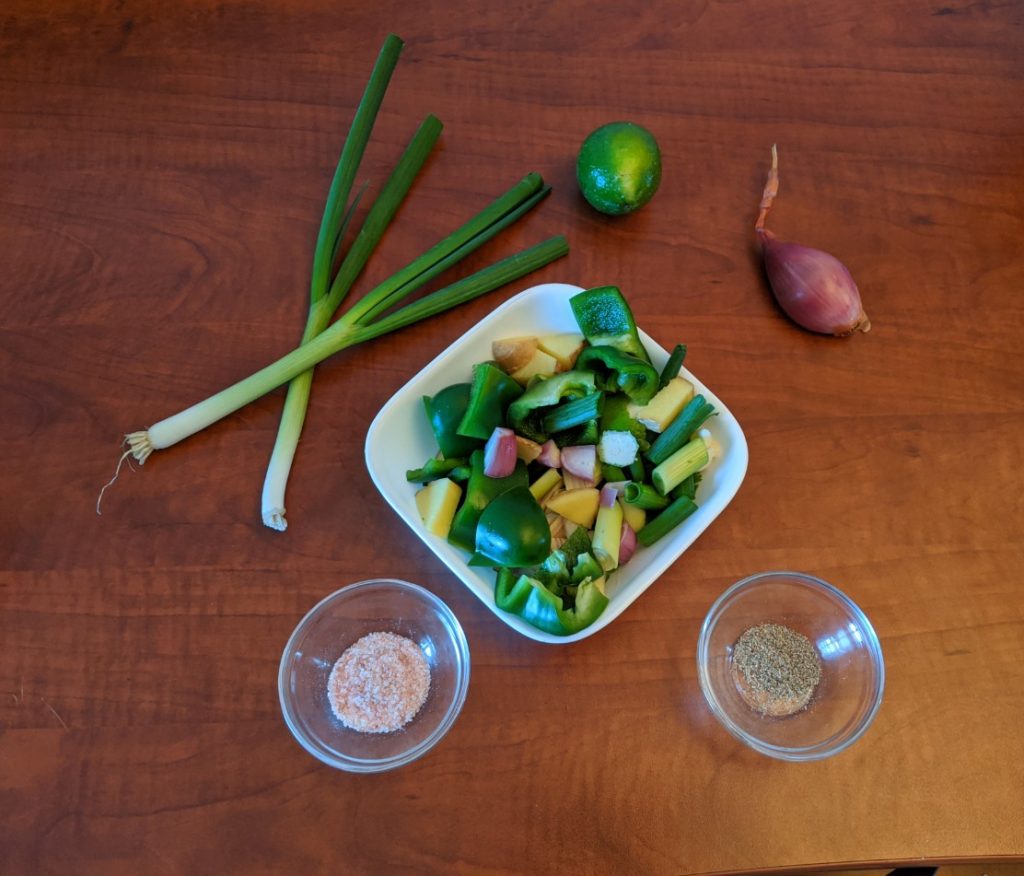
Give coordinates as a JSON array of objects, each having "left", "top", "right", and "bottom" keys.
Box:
[
  {"left": 755, "top": 146, "right": 870, "bottom": 336},
  {"left": 759, "top": 230, "right": 871, "bottom": 336}
]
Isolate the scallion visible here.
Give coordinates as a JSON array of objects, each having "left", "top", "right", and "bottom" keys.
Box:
[{"left": 125, "top": 236, "right": 569, "bottom": 464}]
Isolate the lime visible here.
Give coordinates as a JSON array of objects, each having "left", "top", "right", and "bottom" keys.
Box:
[{"left": 576, "top": 121, "right": 662, "bottom": 215}]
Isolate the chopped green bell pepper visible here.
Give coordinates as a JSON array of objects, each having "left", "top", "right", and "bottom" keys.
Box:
[
  {"left": 576, "top": 345, "right": 659, "bottom": 406},
  {"left": 457, "top": 362, "right": 523, "bottom": 440},
  {"left": 423, "top": 384, "right": 482, "bottom": 459},
  {"left": 533, "top": 549, "right": 570, "bottom": 597},
  {"left": 405, "top": 455, "right": 468, "bottom": 484},
  {"left": 570, "top": 286, "right": 651, "bottom": 363},
  {"left": 506, "top": 370, "right": 596, "bottom": 442},
  {"left": 474, "top": 485, "right": 551, "bottom": 567},
  {"left": 447, "top": 449, "right": 528, "bottom": 552},
  {"left": 560, "top": 525, "right": 593, "bottom": 569},
  {"left": 571, "top": 551, "right": 604, "bottom": 584},
  {"left": 553, "top": 418, "right": 600, "bottom": 448},
  {"left": 497, "top": 573, "right": 609, "bottom": 636},
  {"left": 601, "top": 393, "right": 647, "bottom": 445}
]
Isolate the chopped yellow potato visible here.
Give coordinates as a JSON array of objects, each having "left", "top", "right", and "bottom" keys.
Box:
[
  {"left": 415, "top": 477, "right": 462, "bottom": 537},
  {"left": 629, "top": 377, "right": 695, "bottom": 433},
  {"left": 620, "top": 501, "right": 646, "bottom": 533},
  {"left": 529, "top": 468, "right": 562, "bottom": 500},
  {"left": 537, "top": 333, "right": 586, "bottom": 371},
  {"left": 510, "top": 348, "right": 559, "bottom": 385},
  {"left": 593, "top": 500, "right": 623, "bottom": 571},
  {"left": 545, "top": 488, "right": 600, "bottom": 528},
  {"left": 491, "top": 336, "right": 538, "bottom": 373}
]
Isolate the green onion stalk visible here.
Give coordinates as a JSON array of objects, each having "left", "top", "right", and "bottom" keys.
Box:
[{"left": 125, "top": 235, "right": 569, "bottom": 465}]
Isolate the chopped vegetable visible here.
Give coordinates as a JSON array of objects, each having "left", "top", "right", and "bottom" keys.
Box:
[
  {"left": 592, "top": 499, "right": 623, "bottom": 570},
  {"left": 651, "top": 436, "right": 709, "bottom": 496},
  {"left": 620, "top": 499, "right": 646, "bottom": 534},
  {"left": 423, "top": 384, "right": 480, "bottom": 459},
  {"left": 491, "top": 336, "right": 538, "bottom": 373},
  {"left": 645, "top": 394, "right": 716, "bottom": 465},
  {"left": 496, "top": 573, "right": 609, "bottom": 636},
  {"left": 630, "top": 376, "right": 694, "bottom": 433},
  {"left": 637, "top": 496, "right": 698, "bottom": 546},
  {"left": 473, "top": 486, "right": 551, "bottom": 567},
  {"left": 546, "top": 488, "right": 601, "bottom": 528},
  {"left": 457, "top": 362, "right": 523, "bottom": 440},
  {"left": 658, "top": 344, "right": 687, "bottom": 389},
  {"left": 597, "top": 430, "right": 639, "bottom": 466},
  {"left": 483, "top": 427, "right": 517, "bottom": 478},
  {"left": 624, "top": 481, "right": 668, "bottom": 510},
  {"left": 514, "top": 435, "right": 543, "bottom": 463},
  {"left": 506, "top": 370, "right": 596, "bottom": 442},
  {"left": 406, "top": 456, "right": 467, "bottom": 484},
  {"left": 618, "top": 522, "right": 638, "bottom": 565},
  {"left": 537, "top": 333, "right": 586, "bottom": 371},
  {"left": 447, "top": 450, "right": 528, "bottom": 552},
  {"left": 529, "top": 468, "right": 562, "bottom": 501},
  {"left": 415, "top": 477, "right": 462, "bottom": 536},
  {"left": 536, "top": 439, "right": 561, "bottom": 468},
  {"left": 576, "top": 345, "right": 659, "bottom": 405},
  {"left": 561, "top": 445, "right": 599, "bottom": 484},
  {"left": 569, "top": 286, "right": 651, "bottom": 363}
]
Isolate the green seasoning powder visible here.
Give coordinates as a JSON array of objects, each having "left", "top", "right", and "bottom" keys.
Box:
[{"left": 732, "top": 623, "right": 822, "bottom": 717}]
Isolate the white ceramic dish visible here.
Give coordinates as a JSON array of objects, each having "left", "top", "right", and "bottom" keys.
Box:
[{"left": 365, "top": 282, "right": 748, "bottom": 643}]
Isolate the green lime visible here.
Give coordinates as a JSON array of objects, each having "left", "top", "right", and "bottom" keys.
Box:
[{"left": 576, "top": 121, "right": 662, "bottom": 215}]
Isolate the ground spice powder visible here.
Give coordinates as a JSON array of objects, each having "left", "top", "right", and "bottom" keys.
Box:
[
  {"left": 732, "top": 622, "right": 821, "bottom": 717},
  {"left": 328, "top": 631, "right": 431, "bottom": 733}
]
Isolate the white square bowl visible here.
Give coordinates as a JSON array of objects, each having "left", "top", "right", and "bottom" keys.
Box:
[{"left": 365, "top": 282, "right": 748, "bottom": 643}]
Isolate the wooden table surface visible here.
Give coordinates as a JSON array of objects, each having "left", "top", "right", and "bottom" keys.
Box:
[{"left": 2, "top": 1, "right": 1023, "bottom": 873}]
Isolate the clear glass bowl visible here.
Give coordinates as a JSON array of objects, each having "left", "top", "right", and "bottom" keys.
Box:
[
  {"left": 279, "top": 579, "right": 470, "bottom": 772},
  {"left": 697, "top": 571, "right": 884, "bottom": 761}
]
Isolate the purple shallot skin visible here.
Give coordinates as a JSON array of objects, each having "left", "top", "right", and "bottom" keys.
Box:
[{"left": 759, "top": 229, "right": 870, "bottom": 336}]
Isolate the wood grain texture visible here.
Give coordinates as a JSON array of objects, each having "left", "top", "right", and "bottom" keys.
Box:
[{"left": 2, "top": 0, "right": 1023, "bottom": 873}]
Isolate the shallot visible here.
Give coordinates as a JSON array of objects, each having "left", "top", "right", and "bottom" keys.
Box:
[
  {"left": 483, "top": 427, "right": 517, "bottom": 478},
  {"left": 756, "top": 146, "right": 870, "bottom": 336},
  {"left": 618, "top": 522, "right": 638, "bottom": 566}
]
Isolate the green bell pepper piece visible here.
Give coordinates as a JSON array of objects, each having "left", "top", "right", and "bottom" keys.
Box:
[
  {"left": 533, "top": 549, "right": 570, "bottom": 597},
  {"left": 423, "top": 384, "right": 482, "bottom": 459},
  {"left": 560, "top": 525, "right": 593, "bottom": 570},
  {"left": 495, "top": 567, "right": 532, "bottom": 613},
  {"left": 576, "top": 345, "right": 659, "bottom": 406},
  {"left": 405, "top": 455, "right": 467, "bottom": 484},
  {"left": 447, "top": 449, "right": 528, "bottom": 552},
  {"left": 570, "top": 286, "right": 651, "bottom": 363},
  {"left": 474, "top": 486, "right": 551, "bottom": 567},
  {"left": 499, "top": 574, "right": 609, "bottom": 636},
  {"left": 601, "top": 393, "right": 648, "bottom": 445},
  {"left": 457, "top": 362, "right": 523, "bottom": 440},
  {"left": 571, "top": 551, "right": 604, "bottom": 584},
  {"left": 506, "top": 370, "right": 597, "bottom": 442},
  {"left": 553, "top": 418, "right": 600, "bottom": 448}
]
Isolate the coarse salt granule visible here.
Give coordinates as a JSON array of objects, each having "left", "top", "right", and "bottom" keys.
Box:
[{"left": 327, "top": 631, "right": 431, "bottom": 733}]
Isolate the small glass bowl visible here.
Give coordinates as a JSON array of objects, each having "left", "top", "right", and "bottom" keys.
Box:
[
  {"left": 697, "top": 571, "right": 884, "bottom": 761},
  {"left": 279, "top": 579, "right": 470, "bottom": 773}
]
